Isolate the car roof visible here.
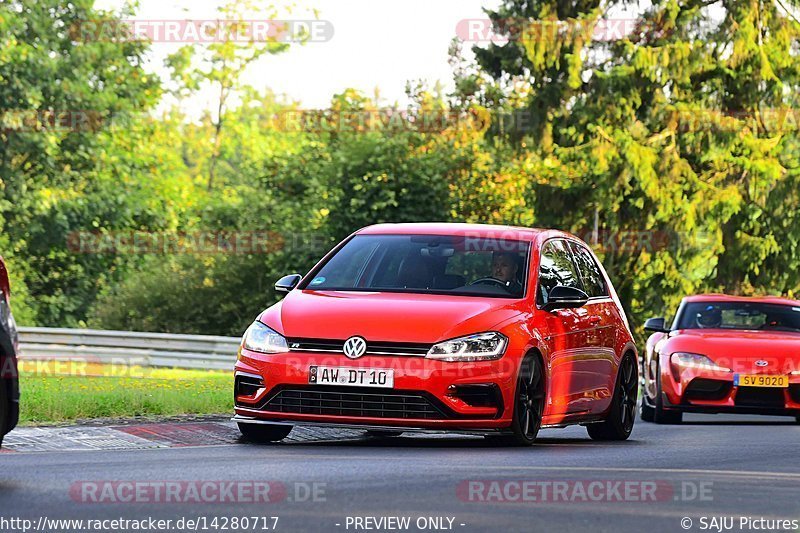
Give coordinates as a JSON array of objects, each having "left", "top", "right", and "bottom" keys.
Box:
[
  {"left": 683, "top": 294, "right": 800, "bottom": 307},
  {"left": 356, "top": 223, "right": 579, "bottom": 243}
]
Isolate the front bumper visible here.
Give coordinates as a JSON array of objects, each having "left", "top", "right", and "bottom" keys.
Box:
[
  {"left": 234, "top": 348, "right": 518, "bottom": 430},
  {"left": 232, "top": 415, "right": 508, "bottom": 435},
  {"left": 661, "top": 367, "right": 800, "bottom": 416}
]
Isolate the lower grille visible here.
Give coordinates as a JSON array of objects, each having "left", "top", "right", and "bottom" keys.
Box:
[
  {"left": 685, "top": 379, "right": 732, "bottom": 401},
  {"left": 235, "top": 374, "right": 264, "bottom": 399},
  {"left": 448, "top": 384, "right": 502, "bottom": 409},
  {"left": 789, "top": 385, "right": 800, "bottom": 404},
  {"left": 734, "top": 387, "right": 786, "bottom": 408},
  {"left": 263, "top": 387, "right": 448, "bottom": 419}
]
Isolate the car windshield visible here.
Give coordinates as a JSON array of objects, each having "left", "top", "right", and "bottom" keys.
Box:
[
  {"left": 303, "top": 234, "right": 531, "bottom": 298},
  {"left": 677, "top": 302, "right": 800, "bottom": 333}
]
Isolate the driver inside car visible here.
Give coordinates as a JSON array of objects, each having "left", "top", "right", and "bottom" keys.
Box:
[
  {"left": 489, "top": 252, "right": 523, "bottom": 295},
  {"left": 696, "top": 306, "right": 722, "bottom": 329}
]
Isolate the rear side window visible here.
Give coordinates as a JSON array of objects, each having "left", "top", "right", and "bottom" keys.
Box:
[
  {"left": 537, "top": 240, "right": 581, "bottom": 305},
  {"left": 569, "top": 243, "right": 608, "bottom": 298}
]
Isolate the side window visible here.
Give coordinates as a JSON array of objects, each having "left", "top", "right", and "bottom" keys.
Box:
[
  {"left": 569, "top": 243, "right": 608, "bottom": 298},
  {"left": 537, "top": 240, "right": 581, "bottom": 305}
]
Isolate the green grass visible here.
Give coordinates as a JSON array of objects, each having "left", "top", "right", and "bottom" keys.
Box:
[{"left": 18, "top": 367, "right": 233, "bottom": 425}]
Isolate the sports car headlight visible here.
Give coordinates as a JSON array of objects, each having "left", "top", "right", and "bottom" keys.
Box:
[
  {"left": 670, "top": 352, "right": 731, "bottom": 372},
  {"left": 242, "top": 322, "right": 289, "bottom": 354},
  {"left": 426, "top": 332, "right": 507, "bottom": 362}
]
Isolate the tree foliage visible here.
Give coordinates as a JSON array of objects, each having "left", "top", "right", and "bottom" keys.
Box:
[{"left": 465, "top": 0, "right": 800, "bottom": 326}]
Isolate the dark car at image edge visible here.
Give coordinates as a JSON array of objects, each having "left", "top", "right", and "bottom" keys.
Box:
[{"left": 0, "top": 256, "right": 20, "bottom": 448}]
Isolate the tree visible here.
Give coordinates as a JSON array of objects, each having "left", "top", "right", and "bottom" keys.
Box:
[
  {"left": 165, "top": 0, "right": 300, "bottom": 190},
  {"left": 0, "top": 0, "right": 161, "bottom": 326},
  {"left": 459, "top": 0, "right": 800, "bottom": 330}
]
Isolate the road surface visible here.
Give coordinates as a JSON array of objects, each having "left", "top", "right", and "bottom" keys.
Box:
[{"left": 2, "top": 413, "right": 799, "bottom": 533}]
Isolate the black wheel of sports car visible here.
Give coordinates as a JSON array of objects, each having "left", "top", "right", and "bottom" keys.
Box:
[
  {"left": 640, "top": 398, "right": 655, "bottom": 422},
  {"left": 0, "top": 384, "right": 7, "bottom": 448},
  {"left": 237, "top": 423, "right": 292, "bottom": 443},
  {"left": 587, "top": 354, "right": 637, "bottom": 441},
  {"left": 653, "top": 360, "right": 683, "bottom": 424},
  {"left": 504, "top": 355, "right": 545, "bottom": 446},
  {"left": 640, "top": 358, "right": 656, "bottom": 422}
]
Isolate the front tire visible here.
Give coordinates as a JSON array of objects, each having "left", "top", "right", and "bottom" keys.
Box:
[
  {"left": 640, "top": 358, "right": 656, "bottom": 422},
  {"left": 587, "top": 354, "right": 637, "bottom": 441},
  {"left": 238, "top": 423, "right": 292, "bottom": 443},
  {"left": 640, "top": 398, "right": 655, "bottom": 422},
  {"left": 0, "top": 387, "right": 7, "bottom": 448},
  {"left": 653, "top": 361, "right": 683, "bottom": 424},
  {"left": 503, "top": 354, "right": 545, "bottom": 446}
]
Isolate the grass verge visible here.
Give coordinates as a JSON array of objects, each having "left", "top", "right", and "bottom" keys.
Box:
[{"left": 18, "top": 366, "right": 233, "bottom": 425}]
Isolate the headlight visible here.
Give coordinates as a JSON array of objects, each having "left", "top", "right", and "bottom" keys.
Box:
[
  {"left": 426, "top": 332, "right": 507, "bottom": 362},
  {"left": 670, "top": 352, "right": 731, "bottom": 372},
  {"left": 242, "top": 322, "right": 289, "bottom": 354}
]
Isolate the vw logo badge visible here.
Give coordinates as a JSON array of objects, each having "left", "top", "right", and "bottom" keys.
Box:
[
  {"left": 343, "top": 336, "right": 367, "bottom": 359},
  {"left": 755, "top": 360, "right": 769, "bottom": 367}
]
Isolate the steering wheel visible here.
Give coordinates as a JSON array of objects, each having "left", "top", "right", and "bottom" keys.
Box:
[{"left": 469, "top": 277, "right": 507, "bottom": 288}]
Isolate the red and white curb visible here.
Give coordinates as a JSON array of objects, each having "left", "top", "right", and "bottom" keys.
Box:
[{"left": 1, "top": 421, "right": 366, "bottom": 453}]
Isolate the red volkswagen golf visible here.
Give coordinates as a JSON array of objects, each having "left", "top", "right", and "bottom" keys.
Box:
[
  {"left": 641, "top": 295, "right": 800, "bottom": 424},
  {"left": 233, "top": 223, "right": 638, "bottom": 445}
]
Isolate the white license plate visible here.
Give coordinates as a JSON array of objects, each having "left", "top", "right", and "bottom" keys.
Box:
[{"left": 309, "top": 366, "right": 394, "bottom": 388}]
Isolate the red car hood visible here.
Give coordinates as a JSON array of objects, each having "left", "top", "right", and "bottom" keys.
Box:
[
  {"left": 663, "top": 329, "right": 800, "bottom": 372},
  {"left": 259, "top": 290, "right": 523, "bottom": 344}
]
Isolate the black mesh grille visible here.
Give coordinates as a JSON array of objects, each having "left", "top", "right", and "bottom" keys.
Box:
[
  {"left": 449, "top": 384, "right": 502, "bottom": 408},
  {"left": 685, "top": 379, "right": 732, "bottom": 401},
  {"left": 286, "top": 338, "right": 431, "bottom": 356},
  {"left": 734, "top": 387, "right": 786, "bottom": 408},
  {"left": 263, "top": 387, "right": 448, "bottom": 419},
  {"left": 235, "top": 374, "right": 264, "bottom": 399}
]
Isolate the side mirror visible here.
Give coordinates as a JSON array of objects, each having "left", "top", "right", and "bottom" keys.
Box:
[
  {"left": 643, "top": 317, "right": 669, "bottom": 333},
  {"left": 543, "top": 285, "right": 589, "bottom": 312},
  {"left": 275, "top": 274, "right": 302, "bottom": 294}
]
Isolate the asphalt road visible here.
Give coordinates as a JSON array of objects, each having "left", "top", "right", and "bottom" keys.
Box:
[{"left": 2, "top": 413, "right": 800, "bottom": 533}]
